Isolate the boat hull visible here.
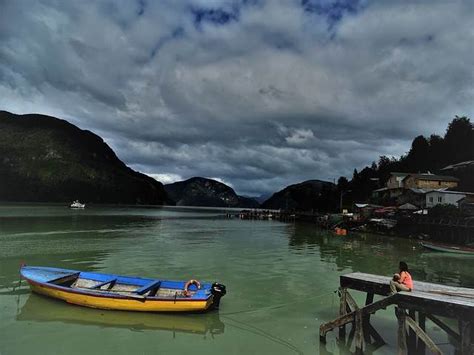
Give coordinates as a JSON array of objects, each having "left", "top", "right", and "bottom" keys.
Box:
[
  {"left": 18, "top": 294, "right": 225, "bottom": 335},
  {"left": 21, "top": 266, "right": 224, "bottom": 313},
  {"left": 421, "top": 242, "right": 474, "bottom": 255}
]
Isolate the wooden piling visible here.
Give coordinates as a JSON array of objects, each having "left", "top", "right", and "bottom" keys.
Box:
[
  {"left": 405, "top": 312, "right": 442, "bottom": 354},
  {"left": 418, "top": 312, "right": 426, "bottom": 354},
  {"left": 339, "top": 287, "right": 347, "bottom": 338},
  {"left": 460, "top": 321, "right": 473, "bottom": 355},
  {"left": 396, "top": 307, "right": 407, "bottom": 355},
  {"left": 354, "top": 310, "right": 364, "bottom": 354}
]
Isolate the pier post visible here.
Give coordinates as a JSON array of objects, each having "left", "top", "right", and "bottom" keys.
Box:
[
  {"left": 418, "top": 312, "right": 426, "bottom": 354},
  {"left": 363, "top": 292, "right": 374, "bottom": 344},
  {"left": 339, "top": 287, "right": 347, "bottom": 338},
  {"left": 396, "top": 307, "right": 407, "bottom": 355},
  {"left": 354, "top": 310, "right": 364, "bottom": 354},
  {"left": 407, "top": 310, "right": 416, "bottom": 352},
  {"left": 460, "top": 321, "right": 473, "bottom": 355},
  {"left": 405, "top": 314, "right": 442, "bottom": 355}
]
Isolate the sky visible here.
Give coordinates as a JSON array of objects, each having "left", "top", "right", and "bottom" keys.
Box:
[{"left": 1, "top": 0, "right": 473, "bottom": 196}]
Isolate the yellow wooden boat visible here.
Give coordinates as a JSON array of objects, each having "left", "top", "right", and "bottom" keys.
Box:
[
  {"left": 18, "top": 294, "right": 225, "bottom": 335},
  {"left": 20, "top": 265, "right": 226, "bottom": 312}
]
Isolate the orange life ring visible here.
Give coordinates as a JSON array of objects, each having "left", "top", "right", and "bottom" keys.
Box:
[{"left": 184, "top": 279, "right": 201, "bottom": 297}]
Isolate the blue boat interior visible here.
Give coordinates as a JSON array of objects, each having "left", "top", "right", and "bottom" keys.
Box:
[{"left": 21, "top": 266, "right": 211, "bottom": 299}]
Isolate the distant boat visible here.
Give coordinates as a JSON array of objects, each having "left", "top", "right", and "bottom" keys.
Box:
[
  {"left": 421, "top": 241, "right": 474, "bottom": 255},
  {"left": 70, "top": 200, "right": 85, "bottom": 209},
  {"left": 20, "top": 265, "right": 226, "bottom": 312}
]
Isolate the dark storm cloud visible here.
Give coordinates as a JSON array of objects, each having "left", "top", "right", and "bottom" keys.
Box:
[{"left": 1, "top": 0, "right": 472, "bottom": 195}]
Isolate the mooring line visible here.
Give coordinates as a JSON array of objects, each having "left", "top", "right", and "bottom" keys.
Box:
[
  {"left": 222, "top": 316, "right": 304, "bottom": 354},
  {"left": 219, "top": 289, "right": 335, "bottom": 316}
]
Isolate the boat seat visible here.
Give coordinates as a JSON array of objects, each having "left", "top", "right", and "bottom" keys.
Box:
[
  {"left": 134, "top": 280, "right": 161, "bottom": 296},
  {"left": 91, "top": 278, "right": 117, "bottom": 290}
]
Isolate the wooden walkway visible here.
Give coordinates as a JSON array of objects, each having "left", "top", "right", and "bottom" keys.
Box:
[{"left": 320, "top": 272, "right": 474, "bottom": 354}]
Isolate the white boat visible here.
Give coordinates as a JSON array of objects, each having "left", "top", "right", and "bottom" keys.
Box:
[{"left": 70, "top": 200, "right": 85, "bottom": 209}]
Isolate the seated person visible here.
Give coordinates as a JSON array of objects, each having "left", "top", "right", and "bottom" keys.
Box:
[{"left": 390, "top": 261, "right": 413, "bottom": 294}]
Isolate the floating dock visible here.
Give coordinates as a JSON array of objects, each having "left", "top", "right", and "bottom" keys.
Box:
[{"left": 320, "top": 272, "right": 474, "bottom": 354}]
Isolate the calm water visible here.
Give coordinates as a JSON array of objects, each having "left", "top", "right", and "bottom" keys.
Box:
[{"left": 0, "top": 204, "right": 472, "bottom": 355}]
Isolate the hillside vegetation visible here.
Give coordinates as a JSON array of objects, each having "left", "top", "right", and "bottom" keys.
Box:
[
  {"left": 165, "top": 177, "right": 259, "bottom": 208},
  {"left": 0, "top": 111, "right": 169, "bottom": 204}
]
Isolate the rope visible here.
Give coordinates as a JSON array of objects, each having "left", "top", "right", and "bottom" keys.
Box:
[
  {"left": 216, "top": 290, "right": 336, "bottom": 354},
  {"left": 223, "top": 317, "right": 304, "bottom": 355},
  {"left": 219, "top": 289, "right": 335, "bottom": 316}
]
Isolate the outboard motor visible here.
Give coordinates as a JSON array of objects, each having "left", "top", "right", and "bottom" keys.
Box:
[{"left": 210, "top": 283, "right": 227, "bottom": 310}]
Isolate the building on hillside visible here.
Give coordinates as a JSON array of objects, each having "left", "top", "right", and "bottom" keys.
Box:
[
  {"left": 353, "top": 203, "right": 383, "bottom": 219},
  {"left": 386, "top": 172, "right": 410, "bottom": 189},
  {"left": 459, "top": 197, "right": 474, "bottom": 216},
  {"left": 424, "top": 190, "right": 474, "bottom": 208},
  {"left": 402, "top": 173, "right": 459, "bottom": 190},
  {"left": 372, "top": 172, "right": 460, "bottom": 207},
  {"left": 440, "top": 160, "right": 474, "bottom": 193}
]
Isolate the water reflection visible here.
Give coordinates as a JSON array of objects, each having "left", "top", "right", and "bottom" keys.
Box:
[
  {"left": 17, "top": 293, "right": 225, "bottom": 337},
  {"left": 0, "top": 214, "right": 165, "bottom": 290},
  {"left": 0, "top": 251, "right": 111, "bottom": 290},
  {"left": 1, "top": 205, "right": 472, "bottom": 354},
  {"left": 288, "top": 223, "right": 474, "bottom": 288}
]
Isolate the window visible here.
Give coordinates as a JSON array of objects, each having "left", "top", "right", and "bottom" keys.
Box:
[
  {"left": 429, "top": 197, "right": 434, "bottom": 203},
  {"left": 438, "top": 196, "right": 443, "bottom": 203}
]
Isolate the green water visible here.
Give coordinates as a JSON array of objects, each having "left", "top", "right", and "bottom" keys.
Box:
[{"left": 0, "top": 204, "right": 472, "bottom": 354}]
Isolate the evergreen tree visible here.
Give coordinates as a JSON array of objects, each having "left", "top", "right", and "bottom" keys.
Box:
[{"left": 444, "top": 116, "right": 473, "bottom": 164}]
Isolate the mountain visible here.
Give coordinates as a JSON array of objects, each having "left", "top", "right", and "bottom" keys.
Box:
[
  {"left": 0, "top": 110, "right": 170, "bottom": 204},
  {"left": 261, "top": 179, "right": 338, "bottom": 212},
  {"left": 254, "top": 193, "right": 272, "bottom": 204},
  {"left": 165, "top": 177, "right": 260, "bottom": 208}
]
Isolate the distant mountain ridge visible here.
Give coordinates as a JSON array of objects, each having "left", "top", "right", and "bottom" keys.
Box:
[
  {"left": 261, "top": 179, "right": 338, "bottom": 212},
  {"left": 164, "top": 177, "right": 259, "bottom": 208},
  {"left": 0, "top": 110, "right": 170, "bottom": 204}
]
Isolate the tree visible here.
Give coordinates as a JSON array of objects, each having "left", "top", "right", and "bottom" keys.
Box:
[
  {"left": 406, "top": 135, "right": 430, "bottom": 172},
  {"left": 377, "top": 155, "right": 398, "bottom": 184},
  {"left": 444, "top": 116, "right": 473, "bottom": 164},
  {"left": 337, "top": 176, "right": 350, "bottom": 191}
]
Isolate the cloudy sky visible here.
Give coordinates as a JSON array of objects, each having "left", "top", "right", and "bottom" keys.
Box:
[{"left": 1, "top": 0, "right": 473, "bottom": 196}]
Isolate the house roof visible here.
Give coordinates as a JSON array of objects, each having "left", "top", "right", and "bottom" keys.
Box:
[
  {"left": 409, "top": 188, "right": 427, "bottom": 194},
  {"left": 404, "top": 173, "right": 459, "bottom": 182},
  {"left": 440, "top": 160, "right": 474, "bottom": 171},
  {"left": 398, "top": 203, "right": 418, "bottom": 210},
  {"left": 355, "top": 203, "right": 382, "bottom": 209},
  {"left": 409, "top": 188, "right": 449, "bottom": 194},
  {"left": 425, "top": 190, "right": 474, "bottom": 196},
  {"left": 390, "top": 172, "right": 410, "bottom": 177}
]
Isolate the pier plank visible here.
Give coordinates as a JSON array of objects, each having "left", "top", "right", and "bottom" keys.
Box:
[{"left": 341, "top": 272, "right": 474, "bottom": 297}]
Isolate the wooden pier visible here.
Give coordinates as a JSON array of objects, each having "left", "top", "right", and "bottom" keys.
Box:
[
  {"left": 234, "top": 210, "right": 296, "bottom": 222},
  {"left": 320, "top": 272, "right": 474, "bottom": 354}
]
